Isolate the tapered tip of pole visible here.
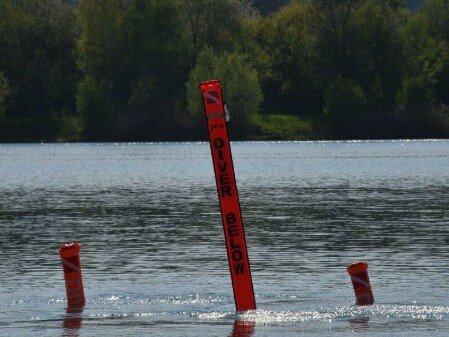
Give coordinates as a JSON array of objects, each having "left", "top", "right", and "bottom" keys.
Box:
[
  {"left": 59, "top": 242, "right": 80, "bottom": 258},
  {"left": 200, "top": 80, "right": 221, "bottom": 91},
  {"left": 347, "top": 261, "right": 368, "bottom": 275}
]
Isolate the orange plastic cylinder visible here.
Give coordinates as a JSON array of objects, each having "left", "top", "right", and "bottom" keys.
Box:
[
  {"left": 59, "top": 242, "right": 86, "bottom": 308},
  {"left": 347, "top": 261, "right": 374, "bottom": 305}
]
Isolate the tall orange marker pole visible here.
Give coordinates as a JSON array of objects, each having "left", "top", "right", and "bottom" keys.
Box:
[
  {"left": 59, "top": 242, "right": 86, "bottom": 309},
  {"left": 200, "top": 80, "right": 256, "bottom": 311}
]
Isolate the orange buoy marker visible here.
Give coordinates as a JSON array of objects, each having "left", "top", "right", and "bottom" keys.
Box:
[
  {"left": 59, "top": 242, "right": 86, "bottom": 309},
  {"left": 347, "top": 261, "right": 374, "bottom": 305},
  {"left": 200, "top": 80, "right": 256, "bottom": 311}
]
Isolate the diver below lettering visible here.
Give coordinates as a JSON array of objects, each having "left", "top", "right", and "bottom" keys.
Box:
[{"left": 213, "top": 138, "right": 233, "bottom": 198}]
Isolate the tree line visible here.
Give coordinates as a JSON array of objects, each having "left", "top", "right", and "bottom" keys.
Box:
[{"left": 0, "top": 0, "right": 448, "bottom": 141}]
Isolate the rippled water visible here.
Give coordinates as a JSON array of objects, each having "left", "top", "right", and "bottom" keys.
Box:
[{"left": 1, "top": 140, "right": 448, "bottom": 336}]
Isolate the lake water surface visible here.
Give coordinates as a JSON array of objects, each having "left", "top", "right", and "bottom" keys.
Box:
[{"left": 1, "top": 140, "right": 449, "bottom": 336}]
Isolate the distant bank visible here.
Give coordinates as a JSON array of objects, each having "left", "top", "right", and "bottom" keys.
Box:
[
  {"left": 2, "top": 0, "right": 448, "bottom": 143},
  {"left": 241, "top": 0, "right": 422, "bottom": 14},
  {"left": 62, "top": 0, "right": 425, "bottom": 14}
]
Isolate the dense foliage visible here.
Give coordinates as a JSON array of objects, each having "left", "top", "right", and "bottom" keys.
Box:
[
  {"left": 0, "top": 0, "right": 78, "bottom": 140},
  {"left": 0, "top": 0, "right": 448, "bottom": 141}
]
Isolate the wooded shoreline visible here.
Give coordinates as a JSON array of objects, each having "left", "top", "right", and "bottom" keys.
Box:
[{"left": 1, "top": 0, "right": 448, "bottom": 142}]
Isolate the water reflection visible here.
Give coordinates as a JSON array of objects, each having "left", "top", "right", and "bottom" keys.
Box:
[
  {"left": 349, "top": 317, "right": 370, "bottom": 331},
  {"left": 62, "top": 307, "right": 83, "bottom": 337},
  {"left": 229, "top": 320, "right": 255, "bottom": 337}
]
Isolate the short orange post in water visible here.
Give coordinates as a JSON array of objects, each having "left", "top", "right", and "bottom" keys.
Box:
[
  {"left": 59, "top": 242, "right": 86, "bottom": 308},
  {"left": 347, "top": 261, "right": 374, "bottom": 305}
]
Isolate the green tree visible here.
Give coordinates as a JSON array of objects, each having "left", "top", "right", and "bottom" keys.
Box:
[
  {"left": 398, "top": 76, "right": 432, "bottom": 135},
  {"left": 310, "top": 0, "right": 360, "bottom": 81},
  {"left": 352, "top": 1, "right": 407, "bottom": 107},
  {"left": 350, "top": 0, "right": 408, "bottom": 136},
  {"left": 77, "top": 0, "right": 192, "bottom": 140},
  {"left": 324, "top": 76, "right": 367, "bottom": 138},
  {"left": 182, "top": 0, "right": 251, "bottom": 54},
  {"left": 77, "top": 0, "right": 125, "bottom": 138},
  {"left": 186, "top": 49, "right": 263, "bottom": 139},
  {"left": 421, "top": 0, "right": 449, "bottom": 42},
  {"left": 0, "top": 0, "right": 78, "bottom": 119},
  {"left": 399, "top": 6, "right": 449, "bottom": 136},
  {"left": 0, "top": 72, "right": 9, "bottom": 118},
  {"left": 0, "top": 0, "right": 78, "bottom": 140},
  {"left": 417, "top": 0, "right": 449, "bottom": 106},
  {"left": 308, "top": 0, "right": 411, "bottom": 137},
  {"left": 77, "top": 76, "right": 114, "bottom": 139},
  {"left": 250, "top": 1, "right": 318, "bottom": 116},
  {"left": 125, "top": 0, "right": 192, "bottom": 139}
]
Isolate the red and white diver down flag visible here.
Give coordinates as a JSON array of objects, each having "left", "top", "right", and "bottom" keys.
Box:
[{"left": 200, "top": 80, "right": 256, "bottom": 311}]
